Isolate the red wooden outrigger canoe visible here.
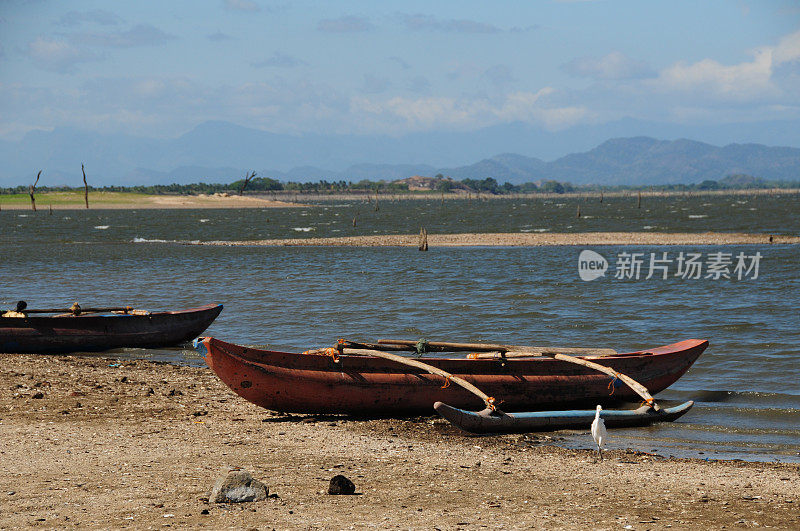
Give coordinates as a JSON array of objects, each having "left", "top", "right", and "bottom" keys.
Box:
[
  {"left": 194, "top": 337, "right": 707, "bottom": 415},
  {"left": 1, "top": 304, "right": 222, "bottom": 353}
]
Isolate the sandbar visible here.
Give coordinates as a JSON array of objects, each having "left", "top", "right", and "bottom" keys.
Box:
[{"left": 198, "top": 231, "right": 798, "bottom": 247}]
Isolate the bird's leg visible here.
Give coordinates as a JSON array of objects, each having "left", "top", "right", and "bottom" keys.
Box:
[{"left": 597, "top": 447, "right": 603, "bottom": 461}]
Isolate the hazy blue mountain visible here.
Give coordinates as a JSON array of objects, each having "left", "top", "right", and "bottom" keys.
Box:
[
  {"left": 339, "top": 163, "right": 437, "bottom": 181},
  {"left": 534, "top": 137, "right": 800, "bottom": 185},
  {"left": 2, "top": 120, "right": 800, "bottom": 187},
  {"left": 443, "top": 153, "right": 547, "bottom": 182}
]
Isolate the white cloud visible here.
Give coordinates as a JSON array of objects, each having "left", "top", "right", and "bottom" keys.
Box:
[
  {"left": 654, "top": 30, "right": 800, "bottom": 101},
  {"left": 772, "top": 30, "right": 800, "bottom": 64},
  {"left": 251, "top": 52, "right": 307, "bottom": 68},
  {"left": 317, "top": 16, "right": 373, "bottom": 33},
  {"left": 207, "top": 31, "right": 232, "bottom": 42},
  {"left": 389, "top": 56, "right": 411, "bottom": 70},
  {"left": 350, "top": 89, "right": 588, "bottom": 132},
  {"left": 72, "top": 24, "right": 176, "bottom": 48},
  {"left": 406, "top": 75, "right": 431, "bottom": 94},
  {"left": 481, "top": 64, "right": 517, "bottom": 87},
  {"left": 495, "top": 90, "right": 588, "bottom": 129},
  {"left": 223, "top": 0, "right": 261, "bottom": 13},
  {"left": 2, "top": 73, "right": 592, "bottom": 139},
  {"left": 25, "top": 37, "right": 99, "bottom": 73},
  {"left": 562, "top": 52, "right": 654, "bottom": 80},
  {"left": 657, "top": 50, "right": 774, "bottom": 99},
  {"left": 362, "top": 74, "right": 391, "bottom": 94},
  {"left": 398, "top": 13, "right": 502, "bottom": 34},
  {"left": 57, "top": 9, "right": 122, "bottom": 27}
]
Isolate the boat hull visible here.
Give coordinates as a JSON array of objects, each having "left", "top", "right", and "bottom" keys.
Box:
[
  {"left": 433, "top": 400, "right": 695, "bottom": 434},
  {"left": 1, "top": 304, "right": 223, "bottom": 353},
  {"left": 196, "top": 337, "right": 707, "bottom": 414}
]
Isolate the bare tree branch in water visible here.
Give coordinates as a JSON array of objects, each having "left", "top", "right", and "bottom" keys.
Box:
[{"left": 29, "top": 170, "right": 41, "bottom": 211}]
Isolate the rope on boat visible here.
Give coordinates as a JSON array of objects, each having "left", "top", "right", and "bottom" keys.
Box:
[
  {"left": 302, "top": 346, "right": 340, "bottom": 363},
  {"left": 607, "top": 371, "right": 621, "bottom": 396},
  {"left": 548, "top": 353, "right": 660, "bottom": 411}
]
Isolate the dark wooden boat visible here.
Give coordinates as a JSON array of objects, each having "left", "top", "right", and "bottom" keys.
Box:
[
  {"left": 0, "top": 304, "right": 223, "bottom": 353},
  {"left": 194, "top": 337, "right": 707, "bottom": 415},
  {"left": 433, "top": 400, "right": 695, "bottom": 434}
]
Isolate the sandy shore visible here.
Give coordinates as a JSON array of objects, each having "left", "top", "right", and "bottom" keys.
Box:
[
  {"left": 198, "top": 231, "right": 798, "bottom": 247},
  {"left": 1, "top": 354, "right": 797, "bottom": 529},
  {"left": 0, "top": 193, "right": 303, "bottom": 210}
]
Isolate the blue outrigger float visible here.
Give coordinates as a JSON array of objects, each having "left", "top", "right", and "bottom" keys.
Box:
[{"left": 434, "top": 400, "right": 695, "bottom": 434}]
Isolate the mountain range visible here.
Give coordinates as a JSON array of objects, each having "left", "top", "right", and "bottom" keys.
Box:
[{"left": 1, "top": 120, "right": 799, "bottom": 187}]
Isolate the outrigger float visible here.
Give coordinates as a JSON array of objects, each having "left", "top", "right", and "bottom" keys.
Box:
[{"left": 194, "top": 336, "right": 706, "bottom": 433}]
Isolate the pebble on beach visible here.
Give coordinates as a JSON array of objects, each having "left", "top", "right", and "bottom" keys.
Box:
[{"left": 209, "top": 470, "right": 269, "bottom": 503}]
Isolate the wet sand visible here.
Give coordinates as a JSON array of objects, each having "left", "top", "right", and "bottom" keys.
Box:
[
  {"left": 198, "top": 231, "right": 798, "bottom": 247},
  {"left": 1, "top": 354, "right": 797, "bottom": 529}
]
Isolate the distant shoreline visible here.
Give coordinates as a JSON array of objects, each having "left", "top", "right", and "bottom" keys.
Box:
[
  {"left": 0, "top": 191, "right": 305, "bottom": 210},
  {"left": 251, "top": 187, "right": 800, "bottom": 202},
  {"left": 0, "top": 187, "right": 798, "bottom": 210},
  {"left": 188, "top": 232, "right": 797, "bottom": 247}
]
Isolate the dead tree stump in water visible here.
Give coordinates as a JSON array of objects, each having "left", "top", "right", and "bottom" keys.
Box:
[
  {"left": 81, "top": 163, "right": 89, "bottom": 208},
  {"left": 29, "top": 170, "right": 41, "bottom": 211},
  {"left": 239, "top": 171, "right": 256, "bottom": 195},
  {"left": 419, "top": 227, "right": 428, "bottom": 251}
]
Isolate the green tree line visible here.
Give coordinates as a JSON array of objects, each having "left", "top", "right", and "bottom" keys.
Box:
[{"left": 1, "top": 173, "right": 797, "bottom": 196}]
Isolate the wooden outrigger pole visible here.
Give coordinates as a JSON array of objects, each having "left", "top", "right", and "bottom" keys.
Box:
[{"left": 309, "top": 339, "right": 660, "bottom": 412}]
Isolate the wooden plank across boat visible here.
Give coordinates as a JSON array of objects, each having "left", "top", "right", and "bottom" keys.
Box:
[
  {"left": 194, "top": 336, "right": 707, "bottom": 415},
  {"left": 433, "top": 400, "right": 695, "bottom": 434},
  {"left": 0, "top": 303, "right": 223, "bottom": 353}
]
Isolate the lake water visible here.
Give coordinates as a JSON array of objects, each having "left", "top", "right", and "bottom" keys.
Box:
[{"left": 1, "top": 194, "right": 798, "bottom": 462}]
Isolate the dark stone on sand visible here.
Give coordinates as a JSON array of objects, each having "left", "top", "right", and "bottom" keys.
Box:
[
  {"left": 209, "top": 470, "right": 268, "bottom": 503},
  {"left": 328, "top": 474, "right": 355, "bottom": 495},
  {"left": 32, "top": 392, "right": 44, "bottom": 399}
]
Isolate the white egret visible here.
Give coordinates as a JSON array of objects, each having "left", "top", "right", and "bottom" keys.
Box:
[{"left": 591, "top": 405, "right": 607, "bottom": 460}]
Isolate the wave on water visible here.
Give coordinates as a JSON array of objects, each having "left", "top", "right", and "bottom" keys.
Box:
[
  {"left": 132, "top": 237, "right": 174, "bottom": 243},
  {"left": 293, "top": 227, "right": 314, "bottom": 232},
  {"left": 131, "top": 237, "right": 201, "bottom": 245},
  {"left": 688, "top": 214, "right": 708, "bottom": 219},
  {"left": 94, "top": 225, "right": 110, "bottom": 230},
  {"left": 667, "top": 388, "right": 800, "bottom": 405}
]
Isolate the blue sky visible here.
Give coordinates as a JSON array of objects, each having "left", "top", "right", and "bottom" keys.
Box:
[{"left": 1, "top": 0, "right": 799, "bottom": 144}]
